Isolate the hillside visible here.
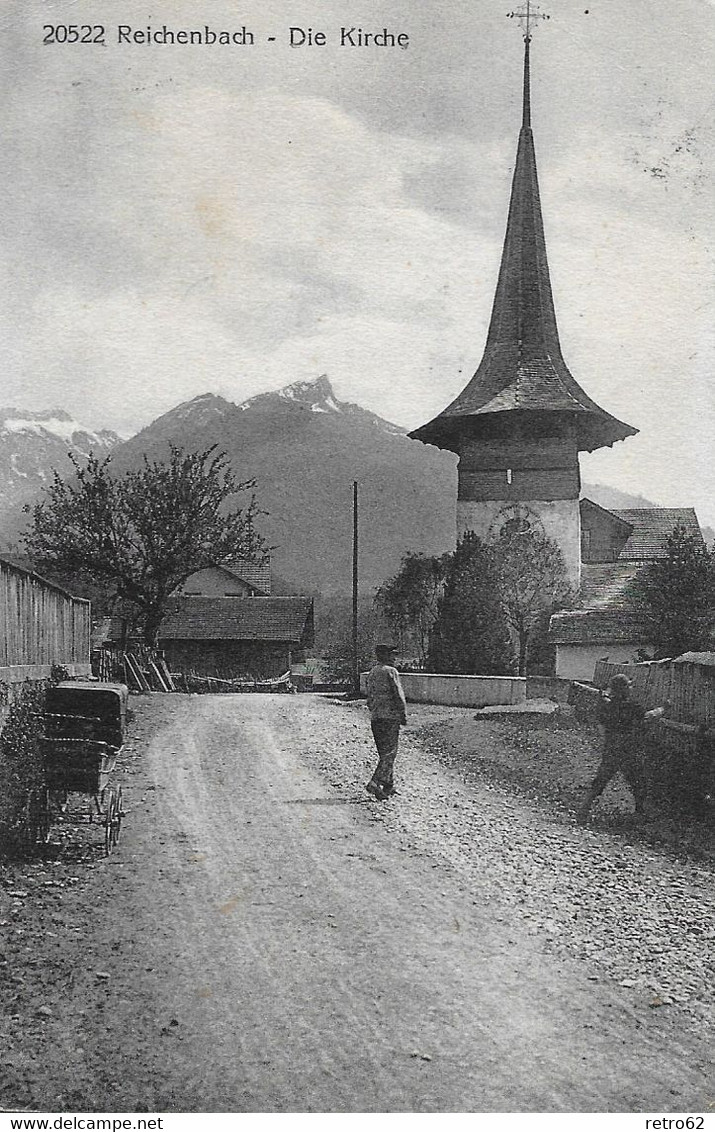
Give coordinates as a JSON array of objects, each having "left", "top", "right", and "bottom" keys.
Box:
[
  {"left": 109, "top": 377, "right": 457, "bottom": 595},
  {"left": 3, "top": 381, "right": 708, "bottom": 592}
]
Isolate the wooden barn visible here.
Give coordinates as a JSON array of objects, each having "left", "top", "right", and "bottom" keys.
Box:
[{"left": 156, "top": 596, "right": 314, "bottom": 679}]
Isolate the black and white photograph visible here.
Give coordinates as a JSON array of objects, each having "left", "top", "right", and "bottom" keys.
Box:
[{"left": 0, "top": 0, "right": 713, "bottom": 1118}]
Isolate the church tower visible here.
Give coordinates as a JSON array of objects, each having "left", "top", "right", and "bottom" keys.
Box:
[{"left": 409, "top": 15, "right": 637, "bottom": 589}]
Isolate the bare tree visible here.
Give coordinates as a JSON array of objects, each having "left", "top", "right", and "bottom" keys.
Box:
[
  {"left": 493, "top": 528, "right": 573, "bottom": 676},
  {"left": 25, "top": 445, "right": 267, "bottom": 646}
]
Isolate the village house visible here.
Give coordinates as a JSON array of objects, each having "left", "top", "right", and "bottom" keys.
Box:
[
  {"left": 98, "top": 556, "right": 315, "bottom": 679},
  {"left": 550, "top": 505, "right": 705, "bottom": 681},
  {"left": 174, "top": 558, "right": 272, "bottom": 598},
  {"left": 165, "top": 555, "right": 315, "bottom": 678}
]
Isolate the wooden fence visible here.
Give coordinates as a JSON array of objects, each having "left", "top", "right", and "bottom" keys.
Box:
[
  {"left": 0, "top": 557, "right": 91, "bottom": 671},
  {"left": 593, "top": 657, "right": 715, "bottom": 731}
]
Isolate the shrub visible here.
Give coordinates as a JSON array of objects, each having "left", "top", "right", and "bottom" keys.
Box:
[{"left": 0, "top": 682, "right": 47, "bottom": 856}]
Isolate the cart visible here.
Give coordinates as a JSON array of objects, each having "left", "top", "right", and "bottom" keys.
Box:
[{"left": 29, "top": 681, "right": 129, "bottom": 854}]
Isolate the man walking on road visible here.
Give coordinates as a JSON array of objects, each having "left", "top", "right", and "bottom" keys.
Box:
[{"left": 366, "top": 643, "right": 407, "bottom": 801}]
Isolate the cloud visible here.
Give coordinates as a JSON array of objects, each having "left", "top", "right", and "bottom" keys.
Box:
[
  {"left": 2, "top": 89, "right": 501, "bottom": 429},
  {"left": 1, "top": 0, "right": 713, "bottom": 527}
]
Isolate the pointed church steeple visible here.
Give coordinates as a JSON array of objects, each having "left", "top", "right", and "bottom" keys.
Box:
[
  {"left": 409, "top": 19, "right": 638, "bottom": 588},
  {"left": 411, "top": 33, "right": 637, "bottom": 455}
]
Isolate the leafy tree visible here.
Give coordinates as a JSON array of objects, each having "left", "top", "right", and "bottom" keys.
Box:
[
  {"left": 319, "top": 593, "right": 381, "bottom": 684},
  {"left": 428, "top": 532, "right": 514, "bottom": 675},
  {"left": 25, "top": 445, "right": 267, "bottom": 646},
  {"left": 374, "top": 552, "right": 449, "bottom": 667},
  {"left": 632, "top": 525, "right": 715, "bottom": 658},
  {"left": 493, "top": 527, "right": 573, "bottom": 676}
]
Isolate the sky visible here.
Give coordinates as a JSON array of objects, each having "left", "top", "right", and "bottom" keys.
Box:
[{"left": 1, "top": 0, "right": 713, "bottom": 524}]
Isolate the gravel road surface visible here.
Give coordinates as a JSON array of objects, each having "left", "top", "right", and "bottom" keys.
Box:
[{"left": 1, "top": 693, "right": 713, "bottom": 1112}]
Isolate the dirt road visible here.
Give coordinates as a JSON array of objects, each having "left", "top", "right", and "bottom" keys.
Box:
[{"left": 1, "top": 694, "right": 713, "bottom": 1112}]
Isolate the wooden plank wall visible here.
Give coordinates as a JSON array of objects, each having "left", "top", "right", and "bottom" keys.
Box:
[
  {"left": 594, "top": 658, "right": 715, "bottom": 729},
  {"left": 0, "top": 560, "right": 91, "bottom": 668}
]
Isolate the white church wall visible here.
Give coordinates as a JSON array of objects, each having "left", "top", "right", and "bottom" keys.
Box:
[{"left": 457, "top": 497, "right": 581, "bottom": 589}]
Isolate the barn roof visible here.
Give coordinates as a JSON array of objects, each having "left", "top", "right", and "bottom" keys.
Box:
[
  {"left": 158, "top": 596, "right": 313, "bottom": 644},
  {"left": 409, "top": 38, "right": 637, "bottom": 456},
  {"left": 610, "top": 508, "right": 703, "bottom": 560}
]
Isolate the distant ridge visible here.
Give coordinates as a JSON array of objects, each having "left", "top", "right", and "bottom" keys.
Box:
[
  {"left": 108, "top": 376, "right": 456, "bottom": 595},
  {"left": 581, "top": 482, "right": 662, "bottom": 513},
  {"left": 2, "top": 381, "right": 708, "bottom": 580}
]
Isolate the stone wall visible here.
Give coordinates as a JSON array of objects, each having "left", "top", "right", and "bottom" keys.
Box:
[
  {"left": 361, "top": 671, "right": 526, "bottom": 708},
  {"left": 555, "top": 641, "right": 652, "bottom": 683}
]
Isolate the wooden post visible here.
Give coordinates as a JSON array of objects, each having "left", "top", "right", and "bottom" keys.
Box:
[{"left": 352, "top": 481, "right": 359, "bottom": 695}]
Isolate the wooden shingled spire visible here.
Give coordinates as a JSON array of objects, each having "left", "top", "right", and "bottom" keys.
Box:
[{"left": 410, "top": 18, "right": 638, "bottom": 455}]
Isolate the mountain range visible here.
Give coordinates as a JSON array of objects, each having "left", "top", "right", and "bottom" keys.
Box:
[
  {"left": 0, "top": 378, "right": 709, "bottom": 594},
  {"left": 0, "top": 409, "right": 119, "bottom": 548},
  {"left": 108, "top": 376, "right": 456, "bottom": 595}
]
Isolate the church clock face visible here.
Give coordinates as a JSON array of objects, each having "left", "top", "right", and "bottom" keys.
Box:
[{"left": 488, "top": 504, "right": 545, "bottom": 541}]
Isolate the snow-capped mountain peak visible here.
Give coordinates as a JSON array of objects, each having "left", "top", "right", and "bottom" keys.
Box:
[
  {"left": 0, "top": 408, "right": 121, "bottom": 546},
  {"left": 236, "top": 376, "right": 405, "bottom": 435},
  {"left": 0, "top": 408, "right": 118, "bottom": 454},
  {"left": 238, "top": 374, "right": 343, "bottom": 414},
  {"left": 278, "top": 375, "right": 342, "bottom": 412}
]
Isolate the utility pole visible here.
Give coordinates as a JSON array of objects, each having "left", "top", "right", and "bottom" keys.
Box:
[{"left": 352, "top": 480, "right": 359, "bottom": 695}]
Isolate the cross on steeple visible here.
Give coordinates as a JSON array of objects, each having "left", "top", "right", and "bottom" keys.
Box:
[
  {"left": 507, "top": 3, "right": 550, "bottom": 134},
  {"left": 507, "top": 1, "right": 550, "bottom": 42}
]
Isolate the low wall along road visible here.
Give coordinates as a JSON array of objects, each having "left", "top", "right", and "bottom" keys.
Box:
[{"left": 361, "top": 671, "right": 526, "bottom": 708}]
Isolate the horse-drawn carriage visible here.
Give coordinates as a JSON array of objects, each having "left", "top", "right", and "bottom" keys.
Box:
[{"left": 27, "top": 681, "right": 129, "bottom": 854}]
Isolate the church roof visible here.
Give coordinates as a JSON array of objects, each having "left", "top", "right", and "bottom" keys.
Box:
[
  {"left": 410, "top": 38, "right": 638, "bottom": 455},
  {"left": 610, "top": 508, "right": 703, "bottom": 560},
  {"left": 550, "top": 507, "right": 705, "bottom": 648}
]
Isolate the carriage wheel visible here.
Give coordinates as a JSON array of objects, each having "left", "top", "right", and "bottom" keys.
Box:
[
  {"left": 20, "top": 793, "right": 37, "bottom": 851},
  {"left": 24, "top": 788, "right": 51, "bottom": 848},
  {"left": 112, "top": 785, "right": 124, "bottom": 846},
  {"left": 34, "top": 788, "right": 52, "bottom": 844},
  {"left": 104, "top": 788, "right": 116, "bottom": 855}
]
